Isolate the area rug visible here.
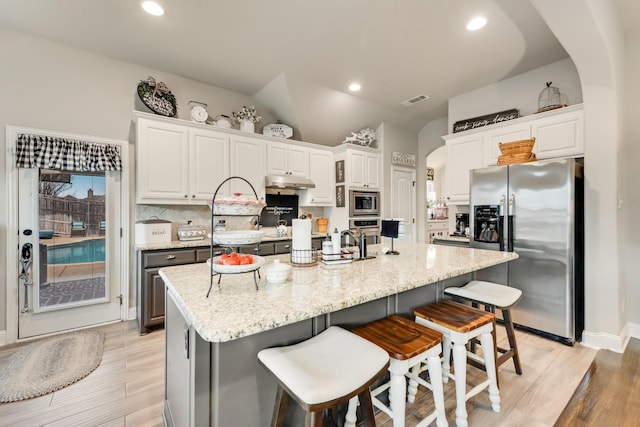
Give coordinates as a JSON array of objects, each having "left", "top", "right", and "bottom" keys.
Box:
[{"left": 0, "top": 329, "right": 104, "bottom": 403}]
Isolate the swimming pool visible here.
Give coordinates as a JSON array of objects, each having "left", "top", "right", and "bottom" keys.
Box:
[{"left": 46, "top": 239, "right": 106, "bottom": 264}]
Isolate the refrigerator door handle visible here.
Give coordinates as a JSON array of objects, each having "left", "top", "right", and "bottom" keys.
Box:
[
  {"left": 499, "top": 195, "right": 506, "bottom": 251},
  {"left": 508, "top": 194, "right": 515, "bottom": 252}
]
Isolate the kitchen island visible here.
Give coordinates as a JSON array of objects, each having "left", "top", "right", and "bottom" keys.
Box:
[{"left": 160, "top": 243, "right": 517, "bottom": 427}]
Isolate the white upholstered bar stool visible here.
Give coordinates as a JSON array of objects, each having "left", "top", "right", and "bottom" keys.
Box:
[
  {"left": 345, "top": 315, "right": 448, "bottom": 427},
  {"left": 414, "top": 300, "right": 500, "bottom": 427},
  {"left": 444, "top": 280, "right": 523, "bottom": 380},
  {"left": 257, "top": 326, "right": 389, "bottom": 427}
]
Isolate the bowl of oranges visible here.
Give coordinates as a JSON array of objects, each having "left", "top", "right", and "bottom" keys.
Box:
[{"left": 207, "top": 252, "right": 265, "bottom": 274}]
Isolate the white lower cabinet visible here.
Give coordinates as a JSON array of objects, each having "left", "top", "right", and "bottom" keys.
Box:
[{"left": 426, "top": 220, "right": 448, "bottom": 243}]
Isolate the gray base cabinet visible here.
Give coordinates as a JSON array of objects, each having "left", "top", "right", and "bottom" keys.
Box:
[
  {"left": 138, "top": 246, "right": 212, "bottom": 334},
  {"left": 163, "top": 274, "right": 472, "bottom": 426}
]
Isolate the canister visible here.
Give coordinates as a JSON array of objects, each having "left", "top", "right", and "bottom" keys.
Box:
[{"left": 135, "top": 218, "right": 171, "bottom": 245}]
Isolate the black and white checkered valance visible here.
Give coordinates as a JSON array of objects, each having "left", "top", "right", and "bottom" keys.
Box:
[{"left": 15, "top": 133, "right": 122, "bottom": 172}]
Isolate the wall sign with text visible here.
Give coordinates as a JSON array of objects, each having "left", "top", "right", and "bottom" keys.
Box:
[
  {"left": 392, "top": 151, "right": 416, "bottom": 167},
  {"left": 453, "top": 109, "right": 519, "bottom": 133}
]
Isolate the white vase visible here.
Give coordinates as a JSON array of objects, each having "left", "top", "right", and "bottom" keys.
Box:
[{"left": 240, "top": 120, "right": 255, "bottom": 133}]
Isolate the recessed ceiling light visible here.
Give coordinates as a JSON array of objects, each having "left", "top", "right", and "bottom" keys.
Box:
[
  {"left": 466, "top": 16, "right": 487, "bottom": 31},
  {"left": 142, "top": 1, "right": 164, "bottom": 16},
  {"left": 348, "top": 83, "right": 361, "bottom": 92}
]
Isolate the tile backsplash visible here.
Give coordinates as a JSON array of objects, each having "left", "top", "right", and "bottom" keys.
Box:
[{"left": 135, "top": 204, "right": 326, "bottom": 239}]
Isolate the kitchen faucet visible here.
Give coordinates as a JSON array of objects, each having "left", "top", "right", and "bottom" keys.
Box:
[{"left": 341, "top": 229, "right": 369, "bottom": 259}]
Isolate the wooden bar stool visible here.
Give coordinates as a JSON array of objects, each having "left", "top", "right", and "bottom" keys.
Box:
[
  {"left": 345, "top": 315, "right": 448, "bottom": 427},
  {"left": 414, "top": 300, "right": 500, "bottom": 427},
  {"left": 444, "top": 280, "right": 523, "bottom": 379},
  {"left": 257, "top": 326, "right": 389, "bottom": 427}
]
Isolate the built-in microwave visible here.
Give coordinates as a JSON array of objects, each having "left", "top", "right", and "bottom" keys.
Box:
[{"left": 349, "top": 190, "right": 380, "bottom": 217}]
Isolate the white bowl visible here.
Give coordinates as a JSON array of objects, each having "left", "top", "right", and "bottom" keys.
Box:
[{"left": 263, "top": 260, "right": 291, "bottom": 284}]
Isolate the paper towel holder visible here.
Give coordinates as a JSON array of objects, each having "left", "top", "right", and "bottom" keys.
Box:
[{"left": 290, "top": 249, "right": 318, "bottom": 266}]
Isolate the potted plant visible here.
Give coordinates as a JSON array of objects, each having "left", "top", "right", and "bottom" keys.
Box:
[{"left": 232, "top": 106, "right": 262, "bottom": 133}]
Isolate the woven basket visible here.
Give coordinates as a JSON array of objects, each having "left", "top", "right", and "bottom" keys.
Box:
[
  {"left": 497, "top": 152, "right": 537, "bottom": 165},
  {"left": 499, "top": 138, "right": 535, "bottom": 156}
]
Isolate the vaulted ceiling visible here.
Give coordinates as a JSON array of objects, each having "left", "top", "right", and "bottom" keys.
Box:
[{"left": 0, "top": 0, "right": 631, "bottom": 145}]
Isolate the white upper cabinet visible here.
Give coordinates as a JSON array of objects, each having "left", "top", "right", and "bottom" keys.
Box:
[
  {"left": 445, "top": 134, "right": 483, "bottom": 204},
  {"left": 136, "top": 119, "right": 231, "bottom": 204},
  {"left": 300, "top": 148, "right": 334, "bottom": 205},
  {"left": 483, "top": 123, "right": 531, "bottom": 166},
  {"left": 531, "top": 107, "right": 584, "bottom": 159},
  {"left": 136, "top": 118, "right": 189, "bottom": 203},
  {"left": 230, "top": 135, "right": 266, "bottom": 200},
  {"left": 345, "top": 148, "right": 380, "bottom": 189},
  {"left": 444, "top": 104, "right": 584, "bottom": 205},
  {"left": 190, "top": 129, "right": 231, "bottom": 200},
  {"left": 266, "top": 141, "right": 310, "bottom": 177}
]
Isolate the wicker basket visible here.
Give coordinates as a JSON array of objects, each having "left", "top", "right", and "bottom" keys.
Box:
[
  {"left": 497, "top": 152, "right": 537, "bottom": 165},
  {"left": 499, "top": 138, "right": 535, "bottom": 156}
]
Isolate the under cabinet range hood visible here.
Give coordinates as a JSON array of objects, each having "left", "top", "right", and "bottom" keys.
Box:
[{"left": 265, "top": 174, "right": 315, "bottom": 189}]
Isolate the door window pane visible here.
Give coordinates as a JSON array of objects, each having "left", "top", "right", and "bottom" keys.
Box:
[{"left": 38, "top": 171, "right": 106, "bottom": 308}]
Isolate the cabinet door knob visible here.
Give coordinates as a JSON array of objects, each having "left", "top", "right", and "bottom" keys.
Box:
[
  {"left": 184, "top": 195, "right": 188, "bottom": 198},
  {"left": 192, "top": 195, "right": 195, "bottom": 198}
]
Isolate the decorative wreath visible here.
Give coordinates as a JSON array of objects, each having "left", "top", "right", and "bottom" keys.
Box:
[{"left": 137, "top": 76, "right": 177, "bottom": 117}]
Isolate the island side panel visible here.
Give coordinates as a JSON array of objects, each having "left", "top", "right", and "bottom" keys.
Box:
[{"left": 215, "top": 318, "right": 314, "bottom": 427}]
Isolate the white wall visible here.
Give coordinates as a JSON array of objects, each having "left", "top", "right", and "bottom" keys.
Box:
[
  {"left": 417, "top": 117, "right": 448, "bottom": 242},
  {"left": 620, "top": 33, "right": 640, "bottom": 328},
  {"left": 447, "top": 57, "right": 582, "bottom": 132},
  {"left": 533, "top": 0, "right": 628, "bottom": 350},
  {"left": 0, "top": 28, "right": 274, "bottom": 333}
]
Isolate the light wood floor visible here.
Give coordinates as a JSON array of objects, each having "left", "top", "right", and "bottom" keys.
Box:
[
  {"left": 554, "top": 337, "right": 640, "bottom": 427},
  {"left": 0, "top": 321, "right": 598, "bottom": 427}
]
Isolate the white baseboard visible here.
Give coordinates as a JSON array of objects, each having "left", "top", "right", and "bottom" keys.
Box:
[
  {"left": 128, "top": 307, "right": 137, "bottom": 321},
  {"left": 582, "top": 322, "right": 634, "bottom": 353},
  {"left": 0, "top": 330, "right": 6, "bottom": 347}
]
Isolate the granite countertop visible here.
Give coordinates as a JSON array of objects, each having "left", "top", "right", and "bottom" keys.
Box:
[
  {"left": 434, "top": 235, "right": 470, "bottom": 243},
  {"left": 135, "top": 229, "right": 325, "bottom": 251},
  {"left": 159, "top": 243, "right": 518, "bottom": 343}
]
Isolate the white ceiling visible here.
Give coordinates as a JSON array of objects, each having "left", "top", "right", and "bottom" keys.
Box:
[{"left": 0, "top": 0, "right": 633, "bottom": 145}]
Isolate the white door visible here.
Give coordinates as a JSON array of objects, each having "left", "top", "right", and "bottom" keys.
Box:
[
  {"left": 8, "top": 128, "right": 126, "bottom": 340},
  {"left": 391, "top": 167, "right": 416, "bottom": 243}
]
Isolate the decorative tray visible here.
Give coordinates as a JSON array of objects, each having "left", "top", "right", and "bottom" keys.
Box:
[
  {"left": 208, "top": 230, "right": 265, "bottom": 245},
  {"left": 207, "top": 255, "right": 265, "bottom": 274}
]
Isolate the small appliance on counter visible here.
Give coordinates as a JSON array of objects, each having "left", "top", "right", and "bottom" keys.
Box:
[
  {"left": 453, "top": 213, "right": 469, "bottom": 236},
  {"left": 135, "top": 218, "right": 171, "bottom": 245}
]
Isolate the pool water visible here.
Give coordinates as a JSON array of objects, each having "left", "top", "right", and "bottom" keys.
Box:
[{"left": 46, "top": 239, "right": 106, "bottom": 264}]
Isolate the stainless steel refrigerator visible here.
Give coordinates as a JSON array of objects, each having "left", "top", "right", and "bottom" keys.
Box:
[{"left": 469, "top": 158, "right": 584, "bottom": 345}]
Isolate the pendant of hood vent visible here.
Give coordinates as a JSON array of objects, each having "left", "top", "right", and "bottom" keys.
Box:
[{"left": 265, "top": 175, "right": 315, "bottom": 189}]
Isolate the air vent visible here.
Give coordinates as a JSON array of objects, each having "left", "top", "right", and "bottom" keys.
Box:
[{"left": 401, "top": 94, "right": 430, "bottom": 106}]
